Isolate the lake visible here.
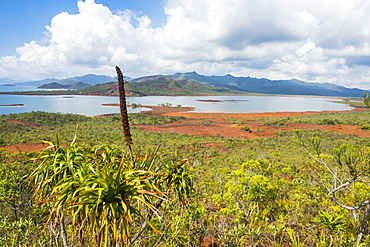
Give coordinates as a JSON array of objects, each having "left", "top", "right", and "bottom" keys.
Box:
[{"left": 0, "top": 93, "right": 353, "bottom": 116}]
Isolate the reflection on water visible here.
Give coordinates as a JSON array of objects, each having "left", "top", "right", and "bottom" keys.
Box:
[{"left": 0, "top": 94, "right": 353, "bottom": 116}]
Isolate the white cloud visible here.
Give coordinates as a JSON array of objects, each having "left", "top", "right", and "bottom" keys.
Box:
[{"left": 1, "top": 0, "right": 370, "bottom": 89}]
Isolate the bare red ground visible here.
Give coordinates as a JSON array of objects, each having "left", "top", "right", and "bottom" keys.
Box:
[
  {"left": 136, "top": 106, "right": 370, "bottom": 139},
  {"left": 6, "top": 119, "right": 41, "bottom": 128},
  {"left": 2, "top": 105, "right": 369, "bottom": 153},
  {"left": 1, "top": 143, "right": 49, "bottom": 153},
  {"left": 2, "top": 120, "right": 61, "bottom": 153},
  {"left": 1, "top": 142, "right": 68, "bottom": 154}
]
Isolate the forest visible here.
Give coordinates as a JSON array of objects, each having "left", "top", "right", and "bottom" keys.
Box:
[{"left": 1, "top": 74, "right": 370, "bottom": 246}]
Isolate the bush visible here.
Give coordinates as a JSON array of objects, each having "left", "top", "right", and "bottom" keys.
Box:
[
  {"left": 320, "top": 118, "right": 339, "bottom": 125},
  {"left": 361, "top": 124, "right": 370, "bottom": 130},
  {"left": 158, "top": 102, "right": 173, "bottom": 108},
  {"left": 131, "top": 103, "right": 142, "bottom": 108},
  {"left": 240, "top": 125, "right": 251, "bottom": 132}
]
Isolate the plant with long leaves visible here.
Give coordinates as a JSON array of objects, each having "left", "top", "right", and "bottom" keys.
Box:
[
  {"left": 28, "top": 136, "right": 84, "bottom": 246},
  {"left": 160, "top": 159, "right": 193, "bottom": 203},
  {"left": 130, "top": 158, "right": 194, "bottom": 245},
  {"left": 28, "top": 66, "right": 194, "bottom": 246},
  {"left": 30, "top": 140, "right": 193, "bottom": 246},
  {"left": 62, "top": 160, "right": 163, "bottom": 246}
]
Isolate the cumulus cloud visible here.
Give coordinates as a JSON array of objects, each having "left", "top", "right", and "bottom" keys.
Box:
[{"left": 1, "top": 0, "right": 370, "bottom": 89}]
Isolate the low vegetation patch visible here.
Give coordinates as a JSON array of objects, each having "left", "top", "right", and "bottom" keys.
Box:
[
  {"left": 251, "top": 110, "right": 370, "bottom": 126},
  {"left": 240, "top": 125, "right": 251, "bottom": 132},
  {"left": 361, "top": 124, "right": 370, "bottom": 130},
  {"left": 2, "top": 108, "right": 370, "bottom": 246}
]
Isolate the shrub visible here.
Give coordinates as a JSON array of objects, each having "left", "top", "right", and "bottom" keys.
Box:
[
  {"left": 240, "top": 125, "right": 251, "bottom": 132},
  {"left": 276, "top": 121, "right": 288, "bottom": 127},
  {"left": 320, "top": 118, "right": 339, "bottom": 125},
  {"left": 131, "top": 103, "right": 142, "bottom": 108},
  {"left": 158, "top": 102, "right": 173, "bottom": 108}
]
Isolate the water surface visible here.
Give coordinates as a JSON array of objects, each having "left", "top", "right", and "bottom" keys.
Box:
[{"left": 0, "top": 94, "right": 352, "bottom": 116}]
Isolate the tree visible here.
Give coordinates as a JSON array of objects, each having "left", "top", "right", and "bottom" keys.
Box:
[{"left": 364, "top": 91, "right": 370, "bottom": 108}]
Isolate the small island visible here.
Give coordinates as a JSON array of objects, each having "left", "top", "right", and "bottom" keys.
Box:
[{"left": 0, "top": 103, "right": 24, "bottom": 107}]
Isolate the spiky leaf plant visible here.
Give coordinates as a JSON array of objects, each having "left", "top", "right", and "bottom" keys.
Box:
[
  {"left": 30, "top": 141, "right": 166, "bottom": 246},
  {"left": 27, "top": 67, "right": 194, "bottom": 246}
]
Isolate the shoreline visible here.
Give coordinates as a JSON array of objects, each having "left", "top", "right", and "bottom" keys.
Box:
[
  {"left": 0, "top": 91, "right": 357, "bottom": 98},
  {"left": 133, "top": 103, "right": 370, "bottom": 140},
  {"left": 97, "top": 103, "right": 368, "bottom": 118},
  {"left": 99, "top": 104, "right": 195, "bottom": 117},
  {"left": 160, "top": 104, "right": 369, "bottom": 119}
]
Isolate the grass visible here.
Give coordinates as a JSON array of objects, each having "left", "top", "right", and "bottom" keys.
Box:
[
  {"left": 2, "top": 110, "right": 370, "bottom": 246},
  {"left": 246, "top": 110, "right": 370, "bottom": 126}
]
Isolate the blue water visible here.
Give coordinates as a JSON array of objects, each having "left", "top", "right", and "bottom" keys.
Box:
[{"left": 0, "top": 93, "right": 353, "bottom": 116}]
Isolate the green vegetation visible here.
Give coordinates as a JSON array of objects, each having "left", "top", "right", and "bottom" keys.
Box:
[
  {"left": 225, "top": 118, "right": 245, "bottom": 125},
  {"left": 364, "top": 91, "right": 370, "bottom": 108},
  {"left": 128, "top": 113, "right": 186, "bottom": 125},
  {"left": 240, "top": 125, "right": 251, "bottom": 132},
  {"left": 38, "top": 81, "right": 91, "bottom": 90},
  {"left": 123, "top": 78, "right": 249, "bottom": 96},
  {"left": 247, "top": 110, "right": 370, "bottom": 126},
  {"left": 2, "top": 109, "right": 370, "bottom": 245},
  {"left": 330, "top": 100, "right": 366, "bottom": 107},
  {"left": 130, "top": 102, "right": 142, "bottom": 108},
  {"left": 158, "top": 102, "right": 173, "bottom": 108},
  {"left": 9, "top": 78, "right": 252, "bottom": 97}
]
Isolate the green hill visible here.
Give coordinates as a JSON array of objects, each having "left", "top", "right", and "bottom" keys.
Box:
[
  {"left": 77, "top": 78, "right": 250, "bottom": 96},
  {"left": 38, "top": 81, "right": 91, "bottom": 90}
]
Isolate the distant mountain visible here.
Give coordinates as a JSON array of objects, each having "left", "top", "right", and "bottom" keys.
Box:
[
  {"left": 0, "top": 78, "right": 19, "bottom": 85},
  {"left": 57, "top": 74, "right": 117, "bottom": 85},
  {"left": 18, "top": 74, "right": 119, "bottom": 87},
  {"left": 38, "top": 81, "right": 92, "bottom": 90},
  {"left": 76, "top": 78, "right": 247, "bottom": 96},
  {"left": 130, "top": 72, "right": 214, "bottom": 84},
  {"left": 3, "top": 72, "right": 365, "bottom": 97},
  {"left": 23, "top": 78, "right": 59, "bottom": 86},
  {"left": 136, "top": 72, "right": 364, "bottom": 97}
]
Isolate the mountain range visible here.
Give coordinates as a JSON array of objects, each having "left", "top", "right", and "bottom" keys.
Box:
[
  {"left": 130, "top": 72, "right": 365, "bottom": 97},
  {"left": 38, "top": 81, "right": 92, "bottom": 90},
  {"left": 1, "top": 72, "right": 366, "bottom": 97},
  {"left": 77, "top": 77, "right": 246, "bottom": 97},
  {"left": 0, "top": 74, "right": 118, "bottom": 87}
]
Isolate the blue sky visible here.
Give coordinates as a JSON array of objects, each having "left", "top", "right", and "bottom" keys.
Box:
[
  {"left": 0, "top": 0, "right": 166, "bottom": 56},
  {"left": 1, "top": 0, "right": 370, "bottom": 89}
]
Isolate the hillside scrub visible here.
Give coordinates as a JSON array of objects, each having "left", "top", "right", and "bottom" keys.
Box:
[
  {"left": 251, "top": 110, "right": 370, "bottom": 126},
  {"left": 1, "top": 109, "right": 370, "bottom": 245}
]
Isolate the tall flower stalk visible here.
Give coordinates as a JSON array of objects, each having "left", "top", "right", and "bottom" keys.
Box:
[
  {"left": 116, "top": 65, "right": 133, "bottom": 148},
  {"left": 26, "top": 67, "right": 193, "bottom": 245}
]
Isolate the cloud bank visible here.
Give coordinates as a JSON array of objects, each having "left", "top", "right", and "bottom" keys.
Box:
[{"left": 1, "top": 0, "right": 370, "bottom": 89}]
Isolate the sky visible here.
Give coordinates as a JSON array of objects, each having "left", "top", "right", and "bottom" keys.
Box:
[{"left": 1, "top": 0, "right": 370, "bottom": 89}]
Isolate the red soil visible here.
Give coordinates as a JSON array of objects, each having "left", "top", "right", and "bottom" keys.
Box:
[
  {"left": 2, "top": 120, "right": 61, "bottom": 153},
  {"left": 2, "top": 105, "right": 369, "bottom": 154},
  {"left": 1, "top": 143, "right": 49, "bottom": 153},
  {"left": 136, "top": 106, "right": 370, "bottom": 139},
  {"left": 0, "top": 104, "right": 24, "bottom": 107},
  {"left": 6, "top": 119, "right": 41, "bottom": 129}
]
